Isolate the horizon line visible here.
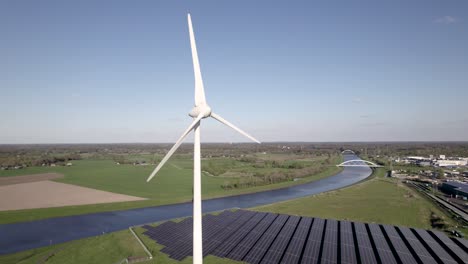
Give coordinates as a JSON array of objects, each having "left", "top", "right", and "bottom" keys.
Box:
[{"left": 1, "top": 140, "right": 468, "bottom": 145}]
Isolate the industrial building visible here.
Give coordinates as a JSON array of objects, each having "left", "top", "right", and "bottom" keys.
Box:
[{"left": 441, "top": 181, "right": 468, "bottom": 199}]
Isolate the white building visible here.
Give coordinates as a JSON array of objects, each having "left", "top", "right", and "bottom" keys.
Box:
[
  {"left": 436, "top": 160, "right": 467, "bottom": 167},
  {"left": 407, "top": 156, "right": 426, "bottom": 160}
]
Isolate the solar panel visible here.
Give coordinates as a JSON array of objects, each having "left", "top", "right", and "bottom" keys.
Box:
[
  {"left": 162, "top": 213, "right": 226, "bottom": 258},
  {"left": 301, "top": 218, "right": 325, "bottom": 263},
  {"left": 381, "top": 225, "right": 418, "bottom": 264},
  {"left": 320, "top": 219, "right": 338, "bottom": 264},
  {"left": 140, "top": 209, "right": 468, "bottom": 264},
  {"left": 280, "top": 217, "right": 313, "bottom": 264},
  {"left": 454, "top": 237, "right": 468, "bottom": 252},
  {"left": 430, "top": 230, "right": 468, "bottom": 263},
  {"left": 397, "top": 226, "right": 438, "bottom": 264},
  {"left": 203, "top": 210, "right": 256, "bottom": 256},
  {"left": 171, "top": 210, "right": 244, "bottom": 260},
  {"left": 260, "top": 215, "right": 300, "bottom": 264},
  {"left": 353, "top": 222, "right": 377, "bottom": 264},
  {"left": 243, "top": 214, "right": 290, "bottom": 263},
  {"left": 340, "top": 221, "right": 358, "bottom": 264},
  {"left": 412, "top": 228, "right": 458, "bottom": 264},
  {"left": 367, "top": 223, "right": 398, "bottom": 264},
  {"left": 212, "top": 212, "right": 268, "bottom": 258},
  {"left": 227, "top": 213, "right": 278, "bottom": 261}
]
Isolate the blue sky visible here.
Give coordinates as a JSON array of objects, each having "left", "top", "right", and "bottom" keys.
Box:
[{"left": 1, "top": 0, "right": 467, "bottom": 143}]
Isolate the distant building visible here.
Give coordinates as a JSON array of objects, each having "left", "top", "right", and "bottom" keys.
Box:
[
  {"left": 440, "top": 155, "right": 446, "bottom": 160},
  {"left": 436, "top": 160, "right": 467, "bottom": 167},
  {"left": 407, "top": 156, "right": 426, "bottom": 160},
  {"left": 403, "top": 156, "right": 432, "bottom": 166},
  {"left": 444, "top": 170, "right": 460, "bottom": 178},
  {"left": 419, "top": 161, "right": 431, "bottom": 166}
]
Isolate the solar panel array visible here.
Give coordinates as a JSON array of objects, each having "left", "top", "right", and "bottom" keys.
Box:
[{"left": 142, "top": 209, "right": 468, "bottom": 263}]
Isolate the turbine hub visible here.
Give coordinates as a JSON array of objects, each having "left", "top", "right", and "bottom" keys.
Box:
[{"left": 189, "top": 104, "right": 212, "bottom": 118}]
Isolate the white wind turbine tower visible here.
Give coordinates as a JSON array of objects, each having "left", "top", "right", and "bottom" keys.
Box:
[{"left": 146, "top": 14, "right": 260, "bottom": 264}]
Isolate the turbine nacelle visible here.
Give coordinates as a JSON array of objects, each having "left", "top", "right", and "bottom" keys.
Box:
[{"left": 189, "top": 104, "right": 212, "bottom": 118}]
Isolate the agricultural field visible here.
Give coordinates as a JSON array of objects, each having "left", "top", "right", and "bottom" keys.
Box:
[
  {"left": 0, "top": 150, "right": 342, "bottom": 224},
  {"left": 0, "top": 178, "right": 145, "bottom": 211}
]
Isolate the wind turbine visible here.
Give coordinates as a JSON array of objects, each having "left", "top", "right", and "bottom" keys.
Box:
[{"left": 146, "top": 14, "right": 260, "bottom": 264}]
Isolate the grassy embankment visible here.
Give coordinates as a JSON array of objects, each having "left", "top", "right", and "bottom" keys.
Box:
[
  {"left": 0, "top": 154, "right": 342, "bottom": 224},
  {"left": 255, "top": 168, "right": 465, "bottom": 234},
  {"left": 0, "top": 229, "right": 147, "bottom": 264},
  {"left": 0, "top": 225, "right": 243, "bottom": 264}
]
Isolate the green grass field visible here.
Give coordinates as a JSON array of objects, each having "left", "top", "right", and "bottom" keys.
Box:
[
  {"left": 0, "top": 155, "right": 342, "bottom": 224},
  {"left": 0, "top": 229, "right": 148, "bottom": 264},
  {"left": 255, "top": 168, "right": 463, "bottom": 232}
]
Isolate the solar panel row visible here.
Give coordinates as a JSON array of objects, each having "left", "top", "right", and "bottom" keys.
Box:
[
  {"left": 454, "top": 237, "right": 468, "bottom": 251},
  {"left": 354, "top": 222, "right": 377, "bottom": 264},
  {"left": 368, "top": 223, "right": 397, "bottom": 264},
  {"left": 280, "top": 217, "right": 313, "bottom": 264},
  {"left": 430, "top": 230, "right": 468, "bottom": 263},
  {"left": 170, "top": 210, "right": 241, "bottom": 260},
  {"left": 321, "top": 219, "right": 338, "bottom": 264},
  {"left": 160, "top": 213, "right": 221, "bottom": 257},
  {"left": 142, "top": 209, "right": 468, "bottom": 264},
  {"left": 381, "top": 225, "right": 418, "bottom": 264},
  {"left": 228, "top": 213, "right": 278, "bottom": 261},
  {"left": 340, "top": 221, "right": 357, "bottom": 264},
  {"left": 243, "top": 214, "right": 289, "bottom": 264},
  {"left": 203, "top": 210, "right": 257, "bottom": 257},
  {"left": 397, "top": 226, "right": 438, "bottom": 264},
  {"left": 261, "top": 215, "right": 300, "bottom": 264},
  {"left": 412, "top": 228, "right": 458, "bottom": 264},
  {"left": 301, "top": 218, "right": 325, "bottom": 263},
  {"left": 212, "top": 211, "right": 268, "bottom": 258}
]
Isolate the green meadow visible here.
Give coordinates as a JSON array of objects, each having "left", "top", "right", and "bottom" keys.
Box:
[
  {"left": 0, "top": 229, "right": 148, "bottom": 264},
  {"left": 255, "top": 168, "right": 465, "bottom": 233},
  {"left": 0, "top": 154, "right": 342, "bottom": 224}
]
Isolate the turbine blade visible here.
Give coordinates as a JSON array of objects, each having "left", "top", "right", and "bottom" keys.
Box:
[
  {"left": 147, "top": 114, "right": 204, "bottom": 182},
  {"left": 187, "top": 13, "right": 206, "bottom": 106},
  {"left": 211, "top": 112, "right": 261, "bottom": 144}
]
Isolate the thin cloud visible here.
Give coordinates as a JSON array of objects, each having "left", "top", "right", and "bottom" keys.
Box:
[
  {"left": 434, "top": 16, "right": 457, "bottom": 24},
  {"left": 352, "top": 97, "right": 363, "bottom": 104},
  {"left": 359, "top": 114, "right": 371, "bottom": 119}
]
